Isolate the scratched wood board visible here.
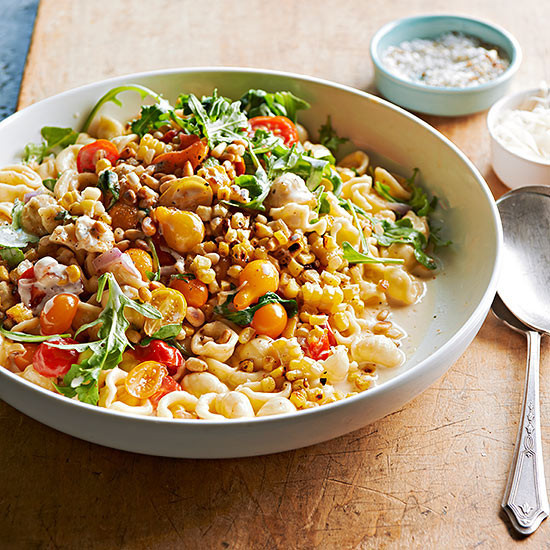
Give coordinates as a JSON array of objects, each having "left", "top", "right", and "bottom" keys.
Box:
[{"left": 2, "top": 0, "right": 550, "bottom": 548}]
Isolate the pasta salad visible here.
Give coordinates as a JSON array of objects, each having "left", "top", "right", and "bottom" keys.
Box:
[{"left": 0, "top": 86, "right": 447, "bottom": 420}]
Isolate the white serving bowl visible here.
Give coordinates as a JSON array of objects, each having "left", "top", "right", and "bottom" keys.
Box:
[
  {"left": 488, "top": 88, "right": 550, "bottom": 189},
  {"left": 0, "top": 68, "right": 501, "bottom": 458}
]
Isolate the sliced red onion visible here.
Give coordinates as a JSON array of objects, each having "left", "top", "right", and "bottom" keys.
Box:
[
  {"left": 93, "top": 248, "right": 123, "bottom": 271},
  {"left": 388, "top": 202, "right": 412, "bottom": 216},
  {"left": 24, "top": 190, "right": 43, "bottom": 203}
]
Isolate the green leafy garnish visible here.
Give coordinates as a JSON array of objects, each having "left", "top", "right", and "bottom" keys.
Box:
[
  {"left": 42, "top": 177, "right": 57, "bottom": 192},
  {"left": 176, "top": 90, "right": 248, "bottom": 147},
  {"left": 171, "top": 273, "right": 195, "bottom": 282},
  {"left": 318, "top": 115, "right": 348, "bottom": 155},
  {"left": 342, "top": 242, "right": 403, "bottom": 265},
  {"left": 54, "top": 273, "right": 161, "bottom": 404},
  {"left": 81, "top": 84, "right": 165, "bottom": 132},
  {"left": 215, "top": 291, "right": 298, "bottom": 326},
  {"left": 375, "top": 218, "right": 437, "bottom": 270},
  {"left": 145, "top": 237, "right": 161, "bottom": 281},
  {"left": 0, "top": 327, "right": 70, "bottom": 343},
  {"left": 140, "top": 324, "right": 182, "bottom": 346},
  {"left": 130, "top": 102, "right": 172, "bottom": 138},
  {"left": 230, "top": 151, "right": 271, "bottom": 211},
  {"left": 0, "top": 248, "right": 24, "bottom": 268},
  {"left": 374, "top": 180, "right": 398, "bottom": 203},
  {"left": 0, "top": 200, "right": 39, "bottom": 266},
  {"left": 239, "top": 89, "right": 310, "bottom": 122},
  {"left": 23, "top": 126, "right": 79, "bottom": 163},
  {"left": 54, "top": 210, "right": 78, "bottom": 222},
  {"left": 97, "top": 170, "right": 120, "bottom": 209}
]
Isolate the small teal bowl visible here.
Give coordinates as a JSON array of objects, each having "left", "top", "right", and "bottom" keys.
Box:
[{"left": 370, "top": 15, "right": 522, "bottom": 116}]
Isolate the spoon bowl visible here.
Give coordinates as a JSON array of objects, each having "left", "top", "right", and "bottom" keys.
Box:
[{"left": 497, "top": 189, "right": 550, "bottom": 334}]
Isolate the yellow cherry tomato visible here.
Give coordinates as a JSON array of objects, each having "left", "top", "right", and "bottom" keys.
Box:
[
  {"left": 234, "top": 260, "right": 279, "bottom": 311},
  {"left": 251, "top": 303, "right": 288, "bottom": 338},
  {"left": 154, "top": 206, "right": 205, "bottom": 254},
  {"left": 40, "top": 293, "right": 80, "bottom": 335},
  {"left": 126, "top": 248, "right": 154, "bottom": 280},
  {"left": 143, "top": 287, "right": 187, "bottom": 336},
  {"left": 125, "top": 361, "right": 167, "bottom": 399},
  {"left": 169, "top": 277, "right": 209, "bottom": 308}
]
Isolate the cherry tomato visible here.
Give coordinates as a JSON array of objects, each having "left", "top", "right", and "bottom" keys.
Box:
[
  {"left": 134, "top": 339, "right": 184, "bottom": 375},
  {"left": 251, "top": 302, "right": 288, "bottom": 339},
  {"left": 20, "top": 266, "right": 35, "bottom": 280},
  {"left": 110, "top": 203, "right": 140, "bottom": 230},
  {"left": 169, "top": 277, "right": 208, "bottom": 308},
  {"left": 125, "top": 361, "right": 168, "bottom": 399},
  {"left": 40, "top": 293, "right": 80, "bottom": 335},
  {"left": 150, "top": 376, "right": 181, "bottom": 407},
  {"left": 34, "top": 337, "right": 80, "bottom": 378},
  {"left": 160, "top": 129, "right": 179, "bottom": 143},
  {"left": 154, "top": 139, "right": 208, "bottom": 171},
  {"left": 77, "top": 139, "right": 120, "bottom": 173},
  {"left": 234, "top": 260, "right": 279, "bottom": 311},
  {"left": 248, "top": 116, "right": 299, "bottom": 146},
  {"left": 13, "top": 343, "right": 38, "bottom": 370},
  {"left": 307, "top": 329, "right": 332, "bottom": 361},
  {"left": 143, "top": 288, "right": 187, "bottom": 336},
  {"left": 126, "top": 248, "right": 154, "bottom": 280}
]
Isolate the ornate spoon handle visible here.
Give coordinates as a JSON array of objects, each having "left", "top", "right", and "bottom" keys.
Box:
[{"left": 502, "top": 330, "right": 549, "bottom": 535}]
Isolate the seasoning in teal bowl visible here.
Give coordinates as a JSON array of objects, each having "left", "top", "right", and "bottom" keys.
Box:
[{"left": 370, "top": 15, "right": 522, "bottom": 116}]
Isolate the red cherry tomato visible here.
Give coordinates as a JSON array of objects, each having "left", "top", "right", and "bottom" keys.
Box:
[
  {"left": 150, "top": 375, "right": 181, "bottom": 407},
  {"left": 306, "top": 325, "right": 336, "bottom": 361},
  {"left": 248, "top": 116, "right": 299, "bottom": 146},
  {"left": 134, "top": 339, "right": 184, "bottom": 375},
  {"left": 77, "top": 139, "right": 120, "bottom": 173},
  {"left": 34, "top": 337, "right": 80, "bottom": 378},
  {"left": 20, "top": 266, "right": 35, "bottom": 279}
]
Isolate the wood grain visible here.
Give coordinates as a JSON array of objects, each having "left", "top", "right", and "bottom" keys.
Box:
[{"left": 3, "top": 0, "right": 550, "bottom": 548}]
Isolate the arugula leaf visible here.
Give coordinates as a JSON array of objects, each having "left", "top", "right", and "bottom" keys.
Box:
[
  {"left": 429, "top": 225, "right": 452, "bottom": 248},
  {"left": 342, "top": 242, "right": 404, "bottom": 265},
  {"left": 81, "top": 84, "right": 165, "bottom": 132},
  {"left": 374, "top": 180, "right": 398, "bottom": 203},
  {"left": 0, "top": 327, "right": 70, "bottom": 342},
  {"left": 54, "top": 210, "right": 78, "bottom": 222},
  {"left": 230, "top": 151, "right": 271, "bottom": 211},
  {"left": 0, "top": 248, "right": 24, "bottom": 268},
  {"left": 171, "top": 273, "right": 195, "bottom": 282},
  {"left": 250, "top": 128, "right": 284, "bottom": 154},
  {"left": 97, "top": 170, "right": 120, "bottom": 209},
  {"left": 176, "top": 90, "right": 248, "bottom": 147},
  {"left": 130, "top": 103, "right": 171, "bottom": 138},
  {"left": 54, "top": 273, "right": 161, "bottom": 404},
  {"left": 140, "top": 324, "right": 182, "bottom": 346},
  {"left": 215, "top": 291, "right": 297, "bottom": 326},
  {"left": 239, "top": 89, "right": 310, "bottom": 122},
  {"left": 375, "top": 218, "right": 437, "bottom": 270},
  {"left": 318, "top": 115, "right": 348, "bottom": 155},
  {"left": 145, "top": 237, "right": 161, "bottom": 281},
  {"left": 42, "top": 178, "right": 57, "bottom": 192},
  {"left": 23, "top": 126, "right": 79, "bottom": 163}
]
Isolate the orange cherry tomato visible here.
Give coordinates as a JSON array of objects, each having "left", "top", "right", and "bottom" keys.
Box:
[
  {"left": 13, "top": 343, "right": 38, "bottom": 370},
  {"left": 251, "top": 302, "right": 288, "bottom": 339},
  {"left": 170, "top": 277, "right": 208, "bottom": 308},
  {"left": 248, "top": 116, "right": 299, "bottom": 146},
  {"left": 125, "top": 361, "right": 168, "bottom": 399},
  {"left": 77, "top": 139, "right": 120, "bottom": 173},
  {"left": 154, "top": 139, "right": 209, "bottom": 171},
  {"left": 234, "top": 260, "right": 279, "bottom": 311},
  {"left": 126, "top": 248, "right": 154, "bottom": 280},
  {"left": 150, "top": 376, "right": 181, "bottom": 407},
  {"left": 40, "top": 293, "right": 80, "bottom": 335}
]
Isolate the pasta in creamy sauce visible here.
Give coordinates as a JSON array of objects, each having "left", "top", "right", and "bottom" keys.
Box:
[{"left": 0, "top": 86, "right": 445, "bottom": 420}]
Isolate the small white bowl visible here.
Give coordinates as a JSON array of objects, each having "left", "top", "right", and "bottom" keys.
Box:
[{"left": 488, "top": 88, "right": 550, "bottom": 189}]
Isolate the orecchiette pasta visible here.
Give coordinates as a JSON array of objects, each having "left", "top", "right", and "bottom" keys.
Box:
[{"left": 0, "top": 85, "right": 446, "bottom": 420}]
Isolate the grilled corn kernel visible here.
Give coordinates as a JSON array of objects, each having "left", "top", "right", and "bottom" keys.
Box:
[
  {"left": 274, "top": 230, "right": 289, "bottom": 246},
  {"left": 95, "top": 158, "right": 112, "bottom": 174},
  {"left": 0, "top": 266, "right": 9, "bottom": 281},
  {"left": 66, "top": 264, "right": 81, "bottom": 283},
  {"left": 290, "top": 390, "right": 308, "bottom": 409},
  {"left": 239, "top": 359, "right": 255, "bottom": 373},
  {"left": 260, "top": 376, "right": 276, "bottom": 393},
  {"left": 218, "top": 241, "right": 230, "bottom": 257}
]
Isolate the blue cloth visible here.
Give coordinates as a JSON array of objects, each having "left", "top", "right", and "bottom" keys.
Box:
[{"left": 0, "top": 0, "right": 39, "bottom": 121}]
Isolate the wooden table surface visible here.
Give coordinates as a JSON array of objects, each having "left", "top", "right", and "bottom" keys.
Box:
[{"left": 2, "top": 1, "right": 550, "bottom": 548}]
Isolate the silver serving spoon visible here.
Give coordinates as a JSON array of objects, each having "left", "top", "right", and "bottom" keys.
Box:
[{"left": 495, "top": 187, "right": 550, "bottom": 535}]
